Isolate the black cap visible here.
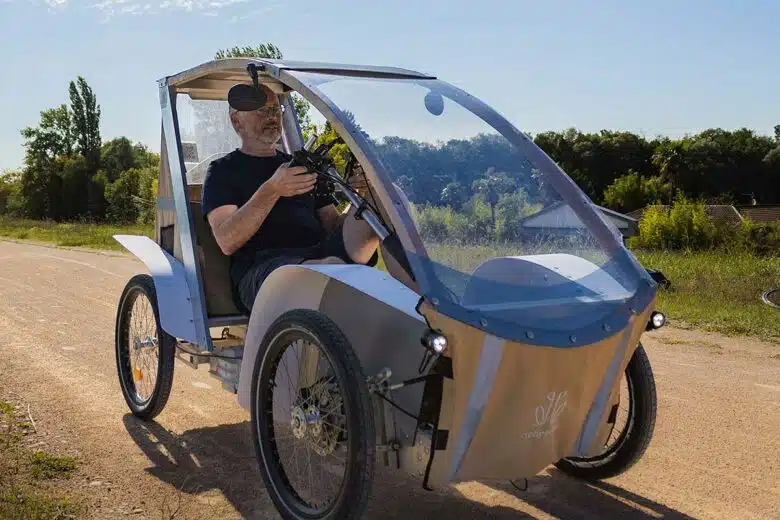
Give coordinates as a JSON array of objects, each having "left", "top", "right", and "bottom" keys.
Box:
[{"left": 227, "top": 83, "right": 268, "bottom": 112}]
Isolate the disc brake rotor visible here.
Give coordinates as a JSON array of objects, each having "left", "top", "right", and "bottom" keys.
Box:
[{"left": 291, "top": 378, "right": 344, "bottom": 457}]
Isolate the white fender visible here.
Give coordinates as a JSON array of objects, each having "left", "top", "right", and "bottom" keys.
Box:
[
  {"left": 235, "top": 263, "right": 424, "bottom": 410},
  {"left": 113, "top": 234, "right": 199, "bottom": 345}
]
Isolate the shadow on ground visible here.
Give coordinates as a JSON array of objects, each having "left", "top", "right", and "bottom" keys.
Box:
[{"left": 123, "top": 415, "right": 695, "bottom": 519}]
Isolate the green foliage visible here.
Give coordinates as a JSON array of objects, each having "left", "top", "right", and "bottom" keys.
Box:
[
  {"left": 100, "top": 137, "right": 137, "bottom": 182},
  {"left": 629, "top": 196, "right": 780, "bottom": 254},
  {"left": 0, "top": 217, "right": 154, "bottom": 249},
  {"left": 630, "top": 197, "right": 718, "bottom": 250},
  {"left": 603, "top": 170, "right": 672, "bottom": 212},
  {"left": 20, "top": 105, "right": 74, "bottom": 166},
  {"left": 68, "top": 77, "right": 101, "bottom": 168},
  {"left": 634, "top": 250, "right": 780, "bottom": 341},
  {"left": 105, "top": 168, "right": 140, "bottom": 224},
  {"left": 412, "top": 186, "right": 538, "bottom": 245}
]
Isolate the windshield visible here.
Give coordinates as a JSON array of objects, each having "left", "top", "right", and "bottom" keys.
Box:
[{"left": 289, "top": 71, "right": 651, "bottom": 345}]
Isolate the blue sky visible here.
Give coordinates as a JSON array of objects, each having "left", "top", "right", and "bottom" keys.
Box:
[{"left": 1, "top": 0, "right": 778, "bottom": 171}]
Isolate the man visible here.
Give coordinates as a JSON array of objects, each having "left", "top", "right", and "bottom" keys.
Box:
[{"left": 201, "top": 83, "right": 380, "bottom": 314}]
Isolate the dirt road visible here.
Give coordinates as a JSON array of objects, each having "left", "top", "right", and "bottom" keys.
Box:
[{"left": 0, "top": 239, "right": 778, "bottom": 519}]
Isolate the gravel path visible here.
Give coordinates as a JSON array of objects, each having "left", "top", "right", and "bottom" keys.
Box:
[{"left": 0, "top": 239, "right": 778, "bottom": 519}]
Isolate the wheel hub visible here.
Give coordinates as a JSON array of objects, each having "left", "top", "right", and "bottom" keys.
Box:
[{"left": 291, "top": 407, "right": 307, "bottom": 439}]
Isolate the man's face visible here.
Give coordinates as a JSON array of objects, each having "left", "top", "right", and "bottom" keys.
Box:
[{"left": 231, "top": 86, "right": 283, "bottom": 146}]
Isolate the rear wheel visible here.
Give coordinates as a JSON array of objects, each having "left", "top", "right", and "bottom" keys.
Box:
[
  {"left": 555, "top": 343, "right": 656, "bottom": 480},
  {"left": 115, "top": 274, "right": 176, "bottom": 420},
  {"left": 251, "top": 309, "right": 375, "bottom": 520}
]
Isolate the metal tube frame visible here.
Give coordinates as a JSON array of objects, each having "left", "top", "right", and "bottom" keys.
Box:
[{"left": 158, "top": 78, "right": 212, "bottom": 351}]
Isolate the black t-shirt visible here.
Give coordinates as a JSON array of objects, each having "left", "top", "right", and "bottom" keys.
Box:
[{"left": 201, "top": 149, "right": 335, "bottom": 282}]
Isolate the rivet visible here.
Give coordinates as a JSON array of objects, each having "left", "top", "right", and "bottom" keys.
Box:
[
  {"left": 526, "top": 331, "right": 535, "bottom": 339},
  {"left": 480, "top": 318, "right": 488, "bottom": 327},
  {"left": 431, "top": 298, "right": 439, "bottom": 305},
  {"left": 603, "top": 324, "right": 611, "bottom": 332},
  {"left": 569, "top": 335, "right": 577, "bottom": 343}
]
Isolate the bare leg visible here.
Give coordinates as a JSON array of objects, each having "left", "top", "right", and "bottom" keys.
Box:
[{"left": 342, "top": 207, "right": 380, "bottom": 264}]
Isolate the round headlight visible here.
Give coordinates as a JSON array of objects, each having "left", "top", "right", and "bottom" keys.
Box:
[
  {"left": 431, "top": 334, "right": 448, "bottom": 353},
  {"left": 422, "top": 330, "right": 448, "bottom": 354},
  {"left": 651, "top": 312, "right": 666, "bottom": 329}
]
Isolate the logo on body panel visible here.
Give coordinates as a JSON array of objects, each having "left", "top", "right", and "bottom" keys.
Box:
[{"left": 521, "top": 391, "right": 568, "bottom": 440}]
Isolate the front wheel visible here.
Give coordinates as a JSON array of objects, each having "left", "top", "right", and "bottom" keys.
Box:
[
  {"left": 115, "top": 274, "right": 176, "bottom": 420},
  {"left": 251, "top": 309, "right": 375, "bottom": 520},
  {"left": 555, "top": 343, "right": 657, "bottom": 480}
]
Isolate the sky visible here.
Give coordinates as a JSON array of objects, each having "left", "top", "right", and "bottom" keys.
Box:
[{"left": 1, "top": 0, "right": 778, "bottom": 171}]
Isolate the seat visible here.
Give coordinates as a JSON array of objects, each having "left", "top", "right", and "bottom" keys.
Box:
[{"left": 188, "top": 190, "right": 248, "bottom": 324}]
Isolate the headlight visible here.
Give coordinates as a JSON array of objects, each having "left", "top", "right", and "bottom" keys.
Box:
[
  {"left": 647, "top": 311, "right": 666, "bottom": 330},
  {"left": 421, "top": 330, "right": 448, "bottom": 354}
]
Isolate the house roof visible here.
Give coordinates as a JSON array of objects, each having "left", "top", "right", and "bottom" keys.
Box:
[
  {"left": 735, "top": 205, "right": 780, "bottom": 224},
  {"left": 518, "top": 201, "right": 638, "bottom": 236}
]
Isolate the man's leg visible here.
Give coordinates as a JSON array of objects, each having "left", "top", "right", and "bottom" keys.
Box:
[
  {"left": 235, "top": 252, "right": 308, "bottom": 313},
  {"left": 341, "top": 207, "right": 380, "bottom": 264}
]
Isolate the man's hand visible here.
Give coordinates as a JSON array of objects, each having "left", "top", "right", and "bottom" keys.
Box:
[{"left": 268, "top": 162, "right": 317, "bottom": 197}]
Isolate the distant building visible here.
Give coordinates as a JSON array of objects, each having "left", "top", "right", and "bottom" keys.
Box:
[{"left": 517, "top": 201, "right": 638, "bottom": 242}]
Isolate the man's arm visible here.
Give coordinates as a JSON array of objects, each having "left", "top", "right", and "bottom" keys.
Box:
[
  {"left": 208, "top": 182, "right": 279, "bottom": 256},
  {"left": 207, "top": 163, "right": 316, "bottom": 256}
]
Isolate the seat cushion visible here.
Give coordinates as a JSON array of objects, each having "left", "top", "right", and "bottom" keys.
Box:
[{"left": 189, "top": 200, "right": 245, "bottom": 318}]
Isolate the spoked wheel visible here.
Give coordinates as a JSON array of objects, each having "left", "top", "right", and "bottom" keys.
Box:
[
  {"left": 115, "top": 274, "right": 176, "bottom": 420},
  {"left": 251, "top": 309, "right": 375, "bottom": 520},
  {"left": 555, "top": 343, "right": 656, "bottom": 480}
]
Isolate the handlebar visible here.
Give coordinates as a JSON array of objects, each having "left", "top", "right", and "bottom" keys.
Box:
[
  {"left": 289, "top": 142, "right": 391, "bottom": 242},
  {"left": 326, "top": 166, "right": 390, "bottom": 241}
]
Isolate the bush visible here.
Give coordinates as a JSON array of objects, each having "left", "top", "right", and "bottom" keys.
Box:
[
  {"left": 737, "top": 219, "right": 780, "bottom": 256},
  {"left": 629, "top": 196, "right": 780, "bottom": 255},
  {"left": 629, "top": 197, "right": 718, "bottom": 250}
]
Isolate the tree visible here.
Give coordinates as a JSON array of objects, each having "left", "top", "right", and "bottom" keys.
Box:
[
  {"left": 602, "top": 170, "right": 671, "bottom": 213},
  {"left": 651, "top": 139, "right": 689, "bottom": 204},
  {"left": 472, "top": 169, "right": 517, "bottom": 228},
  {"left": 101, "top": 137, "right": 137, "bottom": 182},
  {"left": 20, "top": 104, "right": 74, "bottom": 166},
  {"left": 68, "top": 76, "right": 101, "bottom": 169},
  {"left": 440, "top": 181, "right": 468, "bottom": 208}
]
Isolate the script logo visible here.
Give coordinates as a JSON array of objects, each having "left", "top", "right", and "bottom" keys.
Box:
[{"left": 521, "top": 390, "right": 568, "bottom": 440}]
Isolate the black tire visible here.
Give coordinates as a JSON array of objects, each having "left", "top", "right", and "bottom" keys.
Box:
[
  {"left": 555, "top": 343, "right": 656, "bottom": 480},
  {"left": 251, "top": 309, "right": 375, "bottom": 520},
  {"left": 762, "top": 287, "right": 780, "bottom": 309},
  {"left": 115, "top": 274, "right": 176, "bottom": 420}
]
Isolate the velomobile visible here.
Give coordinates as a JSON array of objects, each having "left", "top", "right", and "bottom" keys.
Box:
[{"left": 112, "top": 57, "right": 666, "bottom": 519}]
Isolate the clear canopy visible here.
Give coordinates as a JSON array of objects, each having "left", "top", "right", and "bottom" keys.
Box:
[{"left": 287, "top": 70, "right": 654, "bottom": 346}]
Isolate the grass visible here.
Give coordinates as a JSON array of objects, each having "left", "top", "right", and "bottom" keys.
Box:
[
  {"left": 0, "top": 217, "right": 153, "bottom": 251},
  {"left": 0, "top": 398, "right": 85, "bottom": 519},
  {"left": 634, "top": 250, "right": 780, "bottom": 342},
  {"left": 0, "top": 217, "right": 778, "bottom": 342}
]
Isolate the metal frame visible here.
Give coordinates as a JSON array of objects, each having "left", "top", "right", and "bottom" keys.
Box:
[{"left": 159, "top": 78, "right": 212, "bottom": 351}]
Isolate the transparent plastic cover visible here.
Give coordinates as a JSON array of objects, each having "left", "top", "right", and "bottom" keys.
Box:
[{"left": 261, "top": 72, "right": 654, "bottom": 344}]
